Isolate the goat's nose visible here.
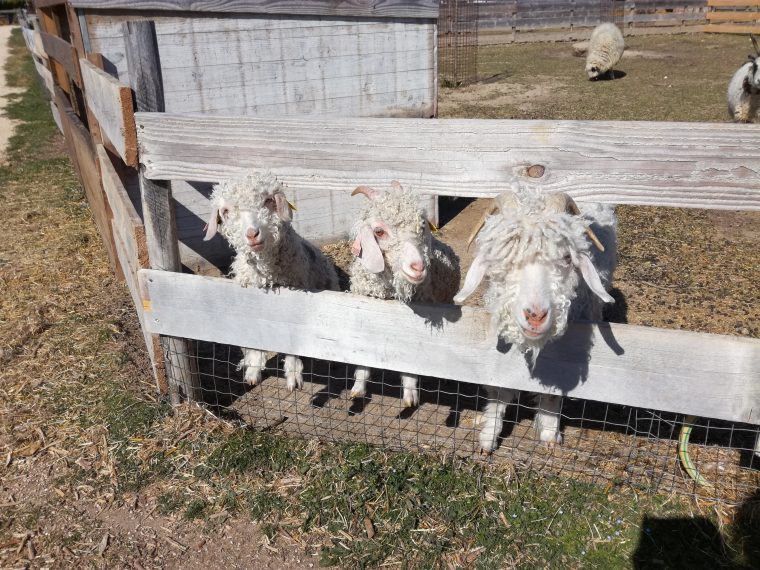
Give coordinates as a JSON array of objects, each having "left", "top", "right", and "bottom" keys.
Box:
[
  {"left": 246, "top": 228, "right": 260, "bottom": 240},
  {"left": 524, "top": 307, "right": 549, "bottom": 327},
  {"left": 410, "top": 260, "right": 425, "bottom": 273}
]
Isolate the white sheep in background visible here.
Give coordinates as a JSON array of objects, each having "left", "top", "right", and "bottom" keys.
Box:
[
  {"left": 585, "top": 23, "right": 625, "bottom": 80},
  {"left": 349, "top": 182, "right": 460, "bottom": 407},
  {"left": 727, "top": 36, "right": 760, "bottom": 123},
  {"left": 204, "top": 172, "right": 339, "bottom": 391},
  {"left": 454, "top": 184, "right": 617, "bottom": 452}
]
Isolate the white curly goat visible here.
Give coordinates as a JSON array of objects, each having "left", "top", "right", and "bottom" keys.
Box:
[
  {"left": 727, "top": 36, "right": 760, "bottom": 123},
  {"left": 454, "top": 185, "right": 617, "bottom": 452},
  {"left": 349, "top": 182, "right": 460, "bottom": 407},
  {"left": 203, "top": 172, "right": 339, "bottom": 391},
  {"left": 585, "top": 23, "right": 625, "bottom": 80}
]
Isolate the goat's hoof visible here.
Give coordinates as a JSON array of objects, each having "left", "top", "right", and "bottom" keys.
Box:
[
  {"left": 350, "top": 389, "right": 365, "bottom": 400},
  {"left": 245, "top": 369, "right": 262, "bottom": 386},
  {"left": 286, "top": 374, "right": 303, "bottom": 393},
  {"left": 538, "top": 430, "right": 563, "bottom": 447},
  {"left": 402, "top": 388, "right": 419, "bottom": 408},
  {"left": 479, "top": 447, "right": 494, "bottom": 457}
]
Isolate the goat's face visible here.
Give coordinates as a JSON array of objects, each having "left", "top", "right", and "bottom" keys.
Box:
[
  {"left": 748, "top": 56, "right": 760, "bottom": 90},
  {"left": 204, "top": 175, "right": 294, "bottom": 256},
  {"left": 455, "top": 190, "right": 613, "bottom": 353},
  {"left": 350, "top": 183, "right": 433, "bottom": 300},
  {"left": 585, "top": 63, "right": 601, "bottom": 80}
]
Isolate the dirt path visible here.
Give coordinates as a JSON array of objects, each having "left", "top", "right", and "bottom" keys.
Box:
[{"left": 0, "top": 25, "right": 22, "bottom": 164}]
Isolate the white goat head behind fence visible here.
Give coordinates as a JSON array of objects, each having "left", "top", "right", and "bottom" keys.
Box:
[
  {"left": 455, "top": 187, "right": 614, "bottom": 357},
  {"left": 203, "top": 172, "right": 294, "bottom": 256},
  {"left": 350, "top": 182, "right": 436, "bottom": 304}
]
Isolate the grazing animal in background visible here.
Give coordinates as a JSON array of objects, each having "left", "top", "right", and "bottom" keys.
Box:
[
  {"left": 348, "top": 182, "right": 460, "bottom": 407},
  {"left": 727, "top": 35, "right": 760, "bottom": 123},
  {"left": 204, "top": 172, "right": 339, "bottom": 391},
  {"left": 586, "top": 23, "right": 625, "bottom": 80},
  {"left": 454, "top": 184, "right": 617, "bottom": 452}
]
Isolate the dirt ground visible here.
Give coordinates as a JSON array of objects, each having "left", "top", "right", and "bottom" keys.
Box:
[
  {"left": 2, "top": 29, "right": 760, "bottom": 570},
  {"left": 0, "top": 25, "right": 22, "bottom": 163}
]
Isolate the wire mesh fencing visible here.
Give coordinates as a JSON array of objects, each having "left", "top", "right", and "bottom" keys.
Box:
[
  {"left": 166, "top": 339, "right": 760, "bottom": 506},
  {"left": 438, "top": 0, "right": 479, "bottom": 87}
]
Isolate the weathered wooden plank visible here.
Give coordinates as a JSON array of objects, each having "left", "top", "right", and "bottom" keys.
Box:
[
  {"left": 708, "top": 0, "right": 760, "bottom": 6},
  {"left": 703, "top": 22, "right": 760, "bottom": 32},
  {"left": 33, "top": 0, "right": 68, "bottom": 7},
  {"left": 85, "top": 15, "right": 436, "bottom": 118},
  {"left": 135, "top": 114, "right": 760, "bottom": 210},
  {"left": 21, "top": 27, "right": 43, "bottom": 58},
  {"left": 50, "top": 100, "right": 63, "bottom": 133},
  {"left": 70, "top": 0, "right": 439, "bottom": 19},
  {"left": 97, "top": 145, "right": 149, "bottom": 270},
  {"left": 79, "top": 58, "right": 137, "bottom": 166},
  {"left": 125, "top": 19, "right": 200, "bottom": 404},
  {"left": 39, "top": 31, "right": 81, "bottom": 86},
  {"left": 139, "top": 269, "right": 760, "bottom": 426},
  {"left": 56, "top": 91, "right": 123, "bottom": 280},
  {"left": 707, "top": 11, "right": 760, "bottom": 21},
  {"left": 33, "top": 58, "right": 55, "bottom": 96}
]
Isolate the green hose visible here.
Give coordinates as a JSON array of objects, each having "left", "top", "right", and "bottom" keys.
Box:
[{"left": 678, "top": 415, "right": 713, "bottom": 488}]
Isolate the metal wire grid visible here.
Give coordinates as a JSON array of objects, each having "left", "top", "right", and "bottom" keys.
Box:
[
  {"left": 438, "top": 0, "right": 479, "bottom": 87},
  {"left": 166, "top": 340, "right": 760, "bottom": 505}
]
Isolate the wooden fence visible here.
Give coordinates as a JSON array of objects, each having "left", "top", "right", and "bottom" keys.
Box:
[
  {"left": 704, "top": 0, "right": 760, "bottom": 34},
  {"left": 21, "top": 0, "right": 760, "bottom": 496}
]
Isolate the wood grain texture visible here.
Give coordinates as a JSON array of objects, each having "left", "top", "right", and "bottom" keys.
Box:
[
  {"left": 50, "top": 100, "right": 63, "bottom": 133},
  {"left": 136, "top": 114, "right": 760, "bottom": 210},
  {"left": 139, "top": 269, "right": 760, "bottom": 426},
  {"left": 39, "top": 31, "right": 81, "bottom": 86},
  {"left": 85, "top": 15, "right": 435, "bottom": 118},
  {"left": 32, "top": 0, "right": 68, "bottom": 7},
  {"left": 707, "top": 0, "right": 760, "bottom": 6},
  {"left": 707, "top": 11, "right": 760, "bottom": 21},
  {"left": 70, "top": 0, "right": 438, "bottom": 19},
  {"left": 703, "top": 22, "right": 760, "bottom": 32},
  {"left": 79, "top": 58, "right": 138, "bottom": 166},
  {"left": 33, "top": 58, "right": 55, "bottom": 96},
  {"left": 56, "top": 91, "right": 123, "bottom": 280},
  {"left": 100, "top": 145, "right": 167, "bottom": 393},
  {"left": 125, "top": 20, "right": 200, "bottom": 403},
  {"left": 21, "top": 27, "right": 44, "bottom": 58}
]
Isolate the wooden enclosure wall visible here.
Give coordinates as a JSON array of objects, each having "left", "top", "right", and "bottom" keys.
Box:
[{"left": 704, "top": 0, "right": 760, "bottom": 34}]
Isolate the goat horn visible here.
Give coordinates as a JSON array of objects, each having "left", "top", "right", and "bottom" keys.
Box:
[
  {"left": 351, "top": 185, "right": 379, "bottom": 200},
  {"left": 562, "top": 194, "right": 606, "bottom": 253},
  {"left": 751, "top": 34, "right": 759, "bottom": 56},
  {"left": 466, "top": 192, "right": 518, "bottom": 250}
]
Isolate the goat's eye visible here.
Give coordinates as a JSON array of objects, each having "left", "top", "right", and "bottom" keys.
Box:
[{"left": 373, "top": 227, "right": 386, "bottom": 239}]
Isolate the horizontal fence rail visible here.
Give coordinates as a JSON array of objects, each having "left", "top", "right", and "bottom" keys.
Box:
[
  {"left": 139, "top": 269, "right": 760, "bottom": 426},
  {"left": 135, "top": 114, "right": 760, "bottom": 209}
]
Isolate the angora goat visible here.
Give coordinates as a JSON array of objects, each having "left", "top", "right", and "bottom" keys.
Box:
[
  {"left": 454, "top": 185, "right": 617, "bottom": 452},
  {"left": 203, "top": 172, "right": 339, "bottom": 391},
  {"left": 586, "top": 23, "right": 624, "bottom": 80},
  {"left": 727, "top": 36, "right": 760, "bottom": 123},
  {"left": 349, "top": 182, "right": 460, "bottom": 407}
]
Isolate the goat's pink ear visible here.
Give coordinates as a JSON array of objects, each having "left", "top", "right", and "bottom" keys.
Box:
[
  {"left": 203, "top": 207, "right": 220, "bottom": 241},
  {"left": 578, "top": 253, "right": 614, "bottom": 303},
  {"left": 454, "top": 253, "right": 488, "bottom": 303},
  {"left": 273, "top": 192, "right": 293, "bottom": 222},
  {"left": 354, "top": 224, "right": 385, "bottom": 273}
]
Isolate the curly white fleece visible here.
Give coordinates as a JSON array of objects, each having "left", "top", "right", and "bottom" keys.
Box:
[
  {"left": 210, "top": 173, "right": 339, "bottom": 292},
  {"left": 586, "top": 23, "right": 624, "bottom": 79},
  {"left": 348, "top": 187, "right": 460, "bottom": 304}
]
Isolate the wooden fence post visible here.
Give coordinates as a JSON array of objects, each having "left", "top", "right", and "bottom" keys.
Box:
[{"left": 123, "top": 20, "right": 200, "bottom": 404}]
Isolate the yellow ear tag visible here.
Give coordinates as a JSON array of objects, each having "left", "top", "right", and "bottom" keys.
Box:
[
  {"left": 287, "top": 200, "right": 298, "bottom": 211},
  {"left": 427, "top": 220, "right": 439, "bottom": 234}
]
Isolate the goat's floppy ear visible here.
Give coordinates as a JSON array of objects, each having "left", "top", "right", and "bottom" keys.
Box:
[
  {"left": 577, "top": 253, "right": 614, "bottom": 303},
  {"left": 203, "top": 200, "right": 229, "bottom": 241},
  {"left": 454, "top": 253, "right": 488, "bottom": 304},
  {"left": 273, "top": 191, "right": 294, "bottom": 222},
  {"left": 353, "top": 224, "right": 385, "bottom": 273}
]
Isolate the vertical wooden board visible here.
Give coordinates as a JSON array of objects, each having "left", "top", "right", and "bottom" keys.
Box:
[
  {"left": 85, "top": 14, "right": 436, "bottom": 118},
  {"left": 171, "top": 181, "right": 437, "bottom": 275},
  {"left": 79, "top": 59, "right": 137, "bottom": 166},
  {"left": 34, "top": 59, "right": 55, "bottom": 96}
]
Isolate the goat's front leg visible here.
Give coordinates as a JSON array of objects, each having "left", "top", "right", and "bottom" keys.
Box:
[
  {"left": 350, "top": 366, "right": 371, "bottom": 399},
  {"left": 479, "top": 387, "right": 516, "bottom": 453},
  {"left": 400, "top": 373, "right": 419, "bottom": 408},
  {"left": 534, "top": 393, "right": 563, "bottom": 446},
  {"left": 241, "top": 348, "right": 268, "bottom": 385},
  {"left": 284, "top": 354, "right": 304, "bottom": 392}
]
